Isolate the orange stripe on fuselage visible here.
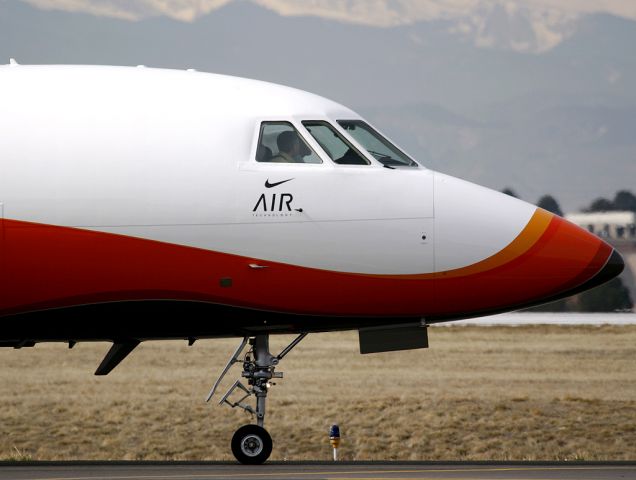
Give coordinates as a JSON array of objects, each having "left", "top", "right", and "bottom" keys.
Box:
[
  {"left": 442, "top": 208, "right": 553, "bottom": 278},
  {"left": 367, "top": 208, "right": 553, "bottom": 280}
]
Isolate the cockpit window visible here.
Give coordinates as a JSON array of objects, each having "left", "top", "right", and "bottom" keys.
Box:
[
  {"left": 337, "top": 120, "right": 418, "bottom": 167},
  {"left": 302, "top": 121, "right": 369, "bottom": 165},
  {"left": 257, "top": 122, "right": 322, "bottom": 163}
]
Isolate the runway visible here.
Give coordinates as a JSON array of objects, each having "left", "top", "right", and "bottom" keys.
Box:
[
  {"left": 434, "top": 312, "right": 636, "bottom": 326},
  {"left": 0, "top": 462, "right": 635, "bottom": 480}
]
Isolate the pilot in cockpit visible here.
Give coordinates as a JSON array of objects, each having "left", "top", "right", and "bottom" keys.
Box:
[{"left": 272, "top": 131, "right": 305, "bottom": 163}]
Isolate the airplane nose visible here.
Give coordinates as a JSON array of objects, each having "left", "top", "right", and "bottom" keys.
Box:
[
  {"left": 606, "top": 249, "right": 626, "bottom": 277},
  {"left": 573, "top": 248, "right": 624, "bottom": 294},
  {"left": 431, "top": 172, "right": 625, "bottom": 317},
  {"left": 531, "top": 215, "right": 624, "bottom": 302}
]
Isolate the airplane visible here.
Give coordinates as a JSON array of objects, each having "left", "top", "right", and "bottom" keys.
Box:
[{"left": 0, "top": 62, "right": 624, "bottom": 464}]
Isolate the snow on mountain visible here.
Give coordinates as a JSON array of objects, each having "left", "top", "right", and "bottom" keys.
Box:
[{"left": 20, "top": 0, "right": 636, "bottom": 52}]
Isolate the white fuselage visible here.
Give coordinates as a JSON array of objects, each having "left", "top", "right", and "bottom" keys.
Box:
[{"left": 0, "top": 65, "right": 531, "bottom": 273}]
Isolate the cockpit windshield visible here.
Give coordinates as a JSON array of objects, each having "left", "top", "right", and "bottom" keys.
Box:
[
  {"left": 337, "top": 120, "right": 419, "bottom": 167},
  {"left": 302, "top": 121, "right": 369, "bottom": 165}
]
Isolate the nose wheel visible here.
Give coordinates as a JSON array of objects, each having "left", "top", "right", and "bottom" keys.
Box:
[
  {"left": 206, "top": 333, "right": 307, "bottom": 464},
  {"left": 231, "top": 424, "right": 273, "bottom": 465}
]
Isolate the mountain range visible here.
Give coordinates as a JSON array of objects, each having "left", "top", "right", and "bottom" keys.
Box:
[{"left": 19, "top": 0, "right": 636, "bottom": 53}]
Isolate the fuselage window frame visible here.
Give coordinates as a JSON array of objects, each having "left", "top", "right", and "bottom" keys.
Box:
[
  {"left": 255, "top": 120, "right": 324, "bottom": 165},
  {"left": 337, "top": 119, "right": 421, "bottom": 168},
  {"left": 301, "top": 120, "right": 371, "bottom": 166}
]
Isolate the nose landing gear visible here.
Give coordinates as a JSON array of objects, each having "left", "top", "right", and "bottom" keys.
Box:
[{"left": 206, "top": 333, "right": 307, "bottom": 464}]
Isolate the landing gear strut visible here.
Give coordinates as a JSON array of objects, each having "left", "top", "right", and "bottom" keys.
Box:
[{"left": 207, "top": 333, "right": 307, "bottom": 464}]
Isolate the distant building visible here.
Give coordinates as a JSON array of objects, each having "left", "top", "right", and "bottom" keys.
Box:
[
  {"left": 565, "top": 211, "right": 635, "bottom": 307},
  {"left": 565, "top": 211, "right": 636, "bottom": 241}
]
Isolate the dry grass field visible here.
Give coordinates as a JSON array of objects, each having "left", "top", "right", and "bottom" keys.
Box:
[{"left": 1, "top": 325, "right": 635, "bottom": 461}]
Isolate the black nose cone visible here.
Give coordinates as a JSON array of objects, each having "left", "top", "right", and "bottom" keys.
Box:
[
  {"left": 600, "top": 249, "right": 625, "bottom": 282},
  {"left": 579, "top": 249, "right": 625, "bottom": 293}
]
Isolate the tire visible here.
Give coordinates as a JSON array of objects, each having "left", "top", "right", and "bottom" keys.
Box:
[{"left": 231, "top": 424, "right": 273, "bottom": 465}]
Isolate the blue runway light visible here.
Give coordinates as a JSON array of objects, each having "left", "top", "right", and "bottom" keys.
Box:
[{"left": 329, "top": 424, "right": 341, "bottom": 461}]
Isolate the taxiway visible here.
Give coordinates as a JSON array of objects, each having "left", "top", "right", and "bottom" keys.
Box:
[{"left": 0, "top": 462, "right": 634, "bottom": 480}]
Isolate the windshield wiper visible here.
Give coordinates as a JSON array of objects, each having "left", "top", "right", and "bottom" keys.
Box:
[
  {"left": 367, "top": 149, "right": 391, "bottom": 160},
  {"left": 367, "top": 149, "right": 417, "bottom": 167}
]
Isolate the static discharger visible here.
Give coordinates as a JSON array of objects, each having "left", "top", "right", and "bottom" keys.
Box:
[{"left": 329, "top": 424, "right": 341, "bottom": 461}]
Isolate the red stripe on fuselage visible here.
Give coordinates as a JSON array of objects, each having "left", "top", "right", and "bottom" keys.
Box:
[{"left": 0, "top": 213, "right": 611, "bottom": 319}]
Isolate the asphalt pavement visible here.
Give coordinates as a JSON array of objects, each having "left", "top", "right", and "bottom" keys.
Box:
[{"left": 0, "top": 462, "right": 634, "bottom": 480}]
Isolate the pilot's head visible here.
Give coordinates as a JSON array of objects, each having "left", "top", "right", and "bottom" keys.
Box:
[{"left": 277, "top": 131, "right": 301, "bottom": 156}]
